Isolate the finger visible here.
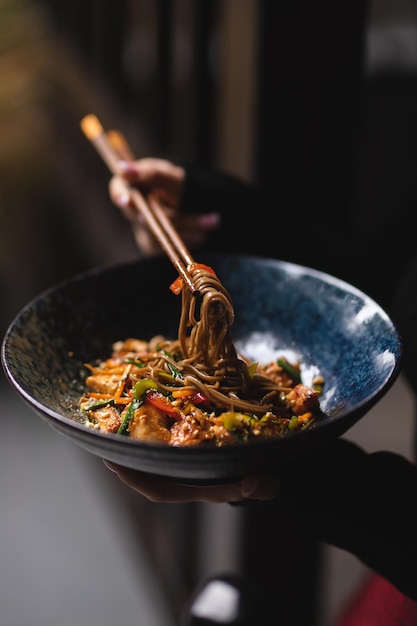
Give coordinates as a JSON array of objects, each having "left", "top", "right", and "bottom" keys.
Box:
[
  {"left": 103, "top": 461, "right": 245, "bottom": 503},
  {"left": 109, "top": 175, "right": 130, "bottom": 206},
  {"left": 108, "top": 175, "right": 141, "bottom": 227},
  {"left": 241, "top": 473, "right": 281, "bottom": 500},
  {"left": 117, "top": 159, "right": 185, "bottom": 208},
  {"left": 124, "top": 158, "right": 184, "bottom": 187}
]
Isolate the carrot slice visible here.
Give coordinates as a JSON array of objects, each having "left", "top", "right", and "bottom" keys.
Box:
[{"left": 169, "top": 264, "right": 216, "bottom": 295}]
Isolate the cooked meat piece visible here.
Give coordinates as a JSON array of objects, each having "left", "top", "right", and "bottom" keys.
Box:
[
  {"left": 128, "top": 404, "right": 171, "bottom": 443},
  {"left": 170, "top": 411, "right": 217, "bottom": 446},
  {"left": 252, "top": 418, "right": 287, "bottom": 439},
  {"left": 210, "top": 421, "right": 243, "bottom": 446},
  {"left": 88, "top": 405, "right": 121, "bottom": 433},
  {"left": 259, "top": 361, "right": 294, "bottom": 386},
  {"left": 85, "top": 373, "right": 121, "bottom": 396},
  {"left": 286, "top": 383, "right": 319, "bottom": 415}
]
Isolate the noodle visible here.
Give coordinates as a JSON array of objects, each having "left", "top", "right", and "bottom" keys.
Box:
[
  {"left": 174, "top": 266, "right": 296, "bottom": 413},
  {"left": 79, "top": 265, "right": 324, "bottom": 446}
]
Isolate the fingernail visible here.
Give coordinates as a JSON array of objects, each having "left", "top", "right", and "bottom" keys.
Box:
[
  {"left": 117, "top": 160, "right": 138, "bottom": 176},
  {"left": 115, "top": 192, "right": 130, "bottom": 208},
  {"left": 198, "top": 213, "right": 221, "bottom": 228}
]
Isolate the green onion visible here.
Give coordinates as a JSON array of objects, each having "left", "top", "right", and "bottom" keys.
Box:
[
  {"left": 157, "top": 347, "right": 183, "bottom": 379},
  {"left": 277, "top": 358, "right": 302, "bottom": 384},
  {"left": 124, "top": 358, "right": 146, "bottom": 367},
  {"left": 117, "top": 398, "right": 140, "bottom": 435}
]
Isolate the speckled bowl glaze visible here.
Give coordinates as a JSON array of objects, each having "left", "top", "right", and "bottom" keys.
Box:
[{"left": 1, "top": 254, "right": 402, "bottom": 484}]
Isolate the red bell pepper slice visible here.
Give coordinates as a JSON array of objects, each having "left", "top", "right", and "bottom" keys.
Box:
[
  {"left": 189, "top": 263, "right": 216, "bottom": 275},
  {"left": 144, "top": 390, "right": 180, "bottom": 419},
  {"left": 189, "top": 391, "right": 211, "bottom": 408}
]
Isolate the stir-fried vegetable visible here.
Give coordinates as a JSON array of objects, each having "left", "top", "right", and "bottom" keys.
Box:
[{"left": 79, "top": 337, "right": 324, "bottom": 447}]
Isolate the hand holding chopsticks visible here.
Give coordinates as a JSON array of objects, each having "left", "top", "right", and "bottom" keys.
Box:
[{"left": 80, "top": 114, "right": 198, "bottom": 294}]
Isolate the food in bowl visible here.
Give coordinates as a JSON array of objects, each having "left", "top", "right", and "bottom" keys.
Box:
[
  {"left": 1, "top": 253, "right": 401, "bottom": 481},
  {"left": 79, "top": 264, "right": 325, "bottom": 446}
]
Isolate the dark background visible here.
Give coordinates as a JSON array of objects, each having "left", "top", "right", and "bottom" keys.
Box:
[{"left": 1, "top": 1, "right": 417, "bottom": 624}]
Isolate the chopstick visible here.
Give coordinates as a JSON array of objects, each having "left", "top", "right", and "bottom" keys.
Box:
[
  {"left": 80, "top": 114, "right": 198, "bottom": 294},
  {"left": 105, "top": 129, "right": 135, "bottom": 161},
  {"left": 106, "top": 129, "right": 196, "bottom": 270}
]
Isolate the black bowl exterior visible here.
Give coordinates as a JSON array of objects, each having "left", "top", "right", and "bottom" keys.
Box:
[{"left": 1, "top": 254, "right": 402, "bottom": 483}]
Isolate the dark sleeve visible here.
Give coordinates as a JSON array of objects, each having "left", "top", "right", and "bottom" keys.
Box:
[
  {"left": 181, "top": 164, "right": 259, "bottom": 216},
  {"left": 180, "top": 165, "right": 411, "bottom": 307},
  {"left": 181, "top": 165, "right": 278, "bottom": 259},
  {"left": 263, "top": 439, "right": 417, "bottom": 600},
  {"left": 180, "top": 164, "right": 336, "bottom": 271}
]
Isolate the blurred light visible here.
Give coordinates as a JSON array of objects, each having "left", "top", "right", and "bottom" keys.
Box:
[{"left": 190, "top": 580, "right": 240, "bottom": 622}]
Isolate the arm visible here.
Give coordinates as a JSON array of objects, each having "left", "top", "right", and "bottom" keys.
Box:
[
  {"left": 274, "top": 439, "right": 417, "bottom": 601},
  {"left": 104, "top": 438, "right": 417, "bottom": 601}
]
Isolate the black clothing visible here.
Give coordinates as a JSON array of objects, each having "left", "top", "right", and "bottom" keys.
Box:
[
  {"left": 182, "top": 164, "right": 417, "bottom": 601},
  {"left": 276, "top": 438, "right": 417, "bottom": 601},
  {"left": 182, "top": 165, "right": 416, "bottom": 314}
]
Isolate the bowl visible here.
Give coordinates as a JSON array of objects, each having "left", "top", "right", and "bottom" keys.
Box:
[{"left": 1, "top": 254, "right": 402, "bottom": 484}]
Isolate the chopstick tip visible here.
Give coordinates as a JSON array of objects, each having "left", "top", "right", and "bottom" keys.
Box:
[{"left": 80, "top": 114, "right": 103, "bottom": 140}]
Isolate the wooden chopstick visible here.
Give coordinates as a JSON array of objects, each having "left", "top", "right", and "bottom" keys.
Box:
[
  {"left": 105, "top": 129, "right": 135, "bottom": 161},
  {"left": 106, "top": 129, "right": 195, "bottom": 269},
  {"left": 80, "top": 114, "right": 197, "bottom": 293}
]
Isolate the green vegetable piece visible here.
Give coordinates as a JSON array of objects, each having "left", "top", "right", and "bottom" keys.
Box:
[
  {"left": 277, "top": 358, "right": 302, "bottom": 384},
  {"left": 133, "top": 378, "right": 158, "bottom": 400},
  {"left": 156, "top": 346, "right": 174, "bottom": 358},
  {"left": 157, "top": 347, "right": 183, "bottom": 379},
  {"left": 124, "top": 358, "right": 146, "bottom": 368},
  {"left": 157, "top": 371, "right": 176, "bottom": 383},
  {"left": 167, "top": 362, "right": 183, "bottom": 379},
  {"left": 313, "top": 382, "right": 324, "bottom": 395},
  {"left": 117, "top": 398, "right": 140, "bottom": 435},
  {"left": 222, "top": 411, "right": 254, "bottom": 432},
  {"left": 247, "top": 362, "right": 258, "bottom": 378},
  {"left": 288, "top": 415, "right": 299, "bottom": 430}
]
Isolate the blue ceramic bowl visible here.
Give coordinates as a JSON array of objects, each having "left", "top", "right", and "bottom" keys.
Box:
[{"left": 1, "top": 254, "right": 402, "bottom": 483}]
